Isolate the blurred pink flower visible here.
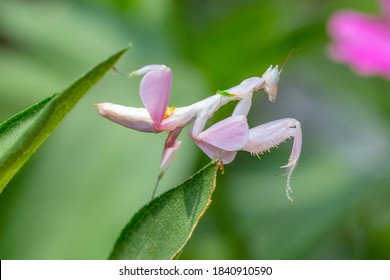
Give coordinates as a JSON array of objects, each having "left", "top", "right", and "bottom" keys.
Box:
[{"left": 327, "top": 0, "right": 390, "bottom": 78}]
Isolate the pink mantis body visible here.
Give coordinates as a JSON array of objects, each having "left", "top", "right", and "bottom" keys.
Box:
[{"left": 96, "top": 64, "right": 302, "bottom": 201}]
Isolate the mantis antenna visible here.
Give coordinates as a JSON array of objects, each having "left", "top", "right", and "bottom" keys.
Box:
[{"left": 279, "top": 47, "right": 302, "bottom": 74}]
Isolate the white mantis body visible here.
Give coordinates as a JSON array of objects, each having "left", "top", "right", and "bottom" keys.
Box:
[{"left": 96, "top": 64, "right": 302, "bottom": 200}]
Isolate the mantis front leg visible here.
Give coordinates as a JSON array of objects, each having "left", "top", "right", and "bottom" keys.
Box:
[{"left": 242, "top": 118, "right": 302, "bottom": 201}]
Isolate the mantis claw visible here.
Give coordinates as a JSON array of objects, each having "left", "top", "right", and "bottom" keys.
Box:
[{"left": 217, "top": 159, "right": 225, "bottom": 174}]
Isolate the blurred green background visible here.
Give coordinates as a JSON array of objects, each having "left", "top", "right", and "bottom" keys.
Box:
[{"left": 1, "top": 0, "right": 390, "bottom": 259}]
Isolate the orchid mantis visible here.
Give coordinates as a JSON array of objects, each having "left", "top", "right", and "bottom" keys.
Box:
[{"left": 96, "top": 64, "right": 302, "bottom": 201}]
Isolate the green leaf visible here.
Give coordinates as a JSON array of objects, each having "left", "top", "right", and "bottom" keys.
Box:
[
  {"left": 109, "top": 162, "right": 219, "bottom": 260},
  {"left": 0, "top": 46, "right": 130, "bottom": 192}
]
